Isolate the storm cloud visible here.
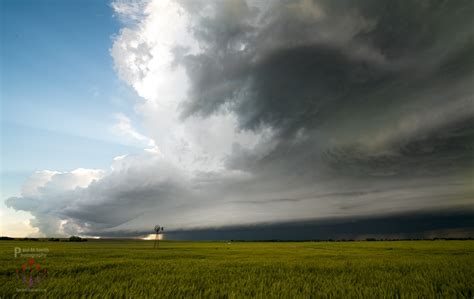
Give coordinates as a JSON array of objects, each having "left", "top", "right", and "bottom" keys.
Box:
[
  {"left": 6, "top": 0, "right": 474, "bottom": 238},
  {"left": 178, "top": 0, "right": 474, "bottom": 175}
]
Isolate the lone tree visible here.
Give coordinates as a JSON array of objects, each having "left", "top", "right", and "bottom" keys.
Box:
[{"left": 153, "top": 225, "right": 164, "bottom": 248}]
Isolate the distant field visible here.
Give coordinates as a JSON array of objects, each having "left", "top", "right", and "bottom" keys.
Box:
[{"left": 1, "top": 240, "right": 473, "bottom": 298}]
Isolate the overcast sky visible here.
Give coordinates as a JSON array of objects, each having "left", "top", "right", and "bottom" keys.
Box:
[{"left": 1, "top": 0, "right": 473, "bottom": 238}]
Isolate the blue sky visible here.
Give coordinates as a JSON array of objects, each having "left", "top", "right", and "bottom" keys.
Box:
[{"left": 1, "top": 0, "right": 143, "bottom": 198}]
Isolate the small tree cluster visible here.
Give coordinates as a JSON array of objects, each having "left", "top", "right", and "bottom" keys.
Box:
[{"left": 69, "top": 236, "right": 87, "bottom": 242}]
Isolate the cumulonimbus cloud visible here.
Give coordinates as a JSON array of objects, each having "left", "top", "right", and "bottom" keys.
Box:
[{"left": 6, "top": 0, "right": 474, "bottom": 237}]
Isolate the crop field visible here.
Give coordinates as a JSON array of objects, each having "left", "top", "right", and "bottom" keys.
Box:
[{"left": 0, "top": 240, "right": 473, "bottom": 298}]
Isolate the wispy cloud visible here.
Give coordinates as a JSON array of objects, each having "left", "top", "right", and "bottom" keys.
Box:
[{"left": 111, "top": 113, "right": 160, "bottom": 154}]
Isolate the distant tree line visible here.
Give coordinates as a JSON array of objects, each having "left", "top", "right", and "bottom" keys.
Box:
[
  {"left": 69, "top": 236, "right": 87, "bottom": 242},
  {"left": 1, "top": 236, "right": 473, "bottom": 242},
  {"left": 0, "top": 236, "right": 88, "bottom": 242}
]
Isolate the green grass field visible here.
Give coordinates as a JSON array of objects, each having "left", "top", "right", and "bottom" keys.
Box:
[{"left": 1, "top": 240, "right": 473, "bottom": 298}]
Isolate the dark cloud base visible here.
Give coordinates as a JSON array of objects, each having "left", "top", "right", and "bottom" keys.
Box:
[{"left": 96, "top": 208, "right": 474, "bottom": 240}]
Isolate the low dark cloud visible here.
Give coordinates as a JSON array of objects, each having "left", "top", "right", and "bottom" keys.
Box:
[{"left": 93, "top": 209, "right": 474, "bottom": 240}]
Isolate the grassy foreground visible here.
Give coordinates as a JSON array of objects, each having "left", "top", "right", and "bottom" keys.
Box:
[{"left": 0, "top": 240, "right": 473, "bottom": 298}]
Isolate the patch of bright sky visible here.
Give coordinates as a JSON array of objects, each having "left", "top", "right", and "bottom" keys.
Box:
[{"left": 1, "top": 0, "right": 145, "bottom": 235}]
